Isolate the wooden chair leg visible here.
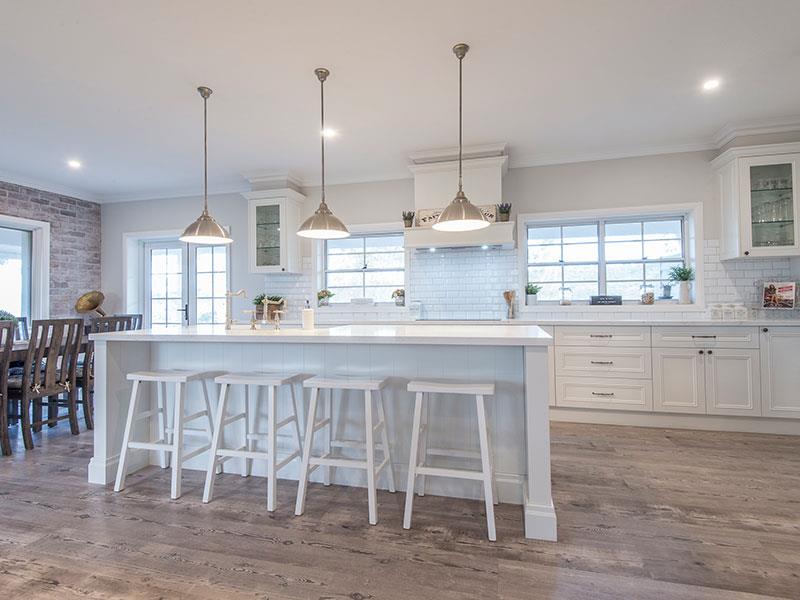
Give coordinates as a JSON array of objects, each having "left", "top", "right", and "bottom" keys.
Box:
[
  {"left": 47, "top": 396, "right": 58, "bottom": 428},
  {"left": 170, "top": 382, "right": 185, "bottom": 500},
  {"left": 82, "top": 381, "right": 94, "bottom": 430},
  {"left": 67, "top": 387, "right": 80, "bottom": 435},
  {"left": 294, "top": 386, "right": 319, "bottom": 516},
  {"left": 403, "top": 391, "right": 424, "bottom": 529},
  {"left": 21, "top": 397, "right": 34, "bottom": 450},
  {"left": 32, "top": 399, "right": 42, "bottom": 433},
  {"left": 376, "top": 389, "right": 396, "bottom": 493},
  {"left": 0, "top": 395, "right": 11, "bottom": 456}
]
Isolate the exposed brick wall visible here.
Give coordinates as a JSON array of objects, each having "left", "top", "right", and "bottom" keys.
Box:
[{"left": 0, "top": 181, "right": 101, "bottom": 318}]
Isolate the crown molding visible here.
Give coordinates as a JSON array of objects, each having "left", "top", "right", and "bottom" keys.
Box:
[
  {"left": 408, "top": 143, "right": 508, "bottom": 165},
  {"left": 711, "top": 115, "right": 800, "bottom": 148},
  {"left": 0, "top": 169, "right": 100, "bottom": 203},
  {"left": 408, "top": 155, "right": 509, "bottom": 175},
  {"left": 99, "top": 179, "right": 250, "bottom": 204},
  {"left": 240, "top": 169, "right": 305, "bottom": 190}
]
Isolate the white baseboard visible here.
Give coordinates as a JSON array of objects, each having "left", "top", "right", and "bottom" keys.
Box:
[{"left": 522, "top": 487, "right": 557, "bottom": 541}]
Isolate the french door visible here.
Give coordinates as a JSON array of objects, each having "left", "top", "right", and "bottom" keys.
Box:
[{"left": 143, "top": 242, "right": 229, "bottom": 327}]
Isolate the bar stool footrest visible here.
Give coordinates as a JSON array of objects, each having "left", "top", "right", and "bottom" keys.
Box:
[{"left": 415, "top": 465, "right": 485, "bottom": 481}]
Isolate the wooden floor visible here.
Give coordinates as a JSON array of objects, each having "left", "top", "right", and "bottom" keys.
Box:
[{"left": 0, "top": 421, "right": 798, "bottom": 600}]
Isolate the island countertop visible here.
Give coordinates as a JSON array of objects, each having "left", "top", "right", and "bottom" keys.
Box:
[{"left": 90, "top": 323, "right": 553, "bottom": 347}]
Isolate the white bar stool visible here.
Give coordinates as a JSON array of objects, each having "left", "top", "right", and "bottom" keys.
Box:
[
  {"left": 202, "top": 371, "right": 306, "bottom": 511},
  {"left": 114, "top": 369, "right": 224, "bottom": 500},
  {"left": 294, "top": 375, "right": 396, "bottom": 525},
  {"left": 403, "top": 379, "right": 498, "bottom": 541}
]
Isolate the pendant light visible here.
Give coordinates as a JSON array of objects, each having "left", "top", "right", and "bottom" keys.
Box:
[
  {"left": 297, "top": 68, "right": 350, "bottom": 239},
  {"left": 180, "top": 86, "right": 233, "bottom": 245},
  {"left": 433, "top": 43, "right": 489, "bottom": 232}
]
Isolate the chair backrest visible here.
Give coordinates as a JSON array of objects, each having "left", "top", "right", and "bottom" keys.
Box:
[
  {"left": 14, "top": 316, "right": 29, "bottom": 341},
  {"left": 113, "top": 313, "right": 143, "bottom": 330},
  {"left": 24, "top": 319, "right": 83, "bottom": 394},
  {"left": 0, "top": 320, "right": 14, "bottom": 394},
  {"left": 90, "top": 316, "right": 134, "bottom": 334}
]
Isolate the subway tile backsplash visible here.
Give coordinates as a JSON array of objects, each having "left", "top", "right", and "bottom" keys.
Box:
[{"left": 264, "top": 240, "right": 799, "bottom": 323}]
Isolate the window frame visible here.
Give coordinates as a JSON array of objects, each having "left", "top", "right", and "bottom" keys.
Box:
[
  {"left": 0, "top": 214, "right": 49, "bottom": 319},
  {"left": 323, "top": 231, "right": 405, "bottom": 304},
  {"left": 518, "top": 204, "right": 703, "bottom": 309}
]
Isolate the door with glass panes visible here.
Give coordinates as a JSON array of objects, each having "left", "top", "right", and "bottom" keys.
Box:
[{"left": 144, "top": 241, "right": 229, "bottom": 327}]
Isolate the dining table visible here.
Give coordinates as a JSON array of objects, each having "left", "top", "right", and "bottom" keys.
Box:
[{"left": 9, "top": 339, "right": 89, "bottom": 363}]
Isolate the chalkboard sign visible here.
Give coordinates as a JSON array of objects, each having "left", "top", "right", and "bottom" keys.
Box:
[{"left": 590, "top": 295, "right": 623, "bottom": 305}]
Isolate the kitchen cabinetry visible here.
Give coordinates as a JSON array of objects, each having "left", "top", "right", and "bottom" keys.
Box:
[
  {"left": 713, "top": 143, "right": 800, "bottom": 259},
  {"left": 243, "top": 189, "right": 305, "bottom": 273},
  {"left": 760, "top": 326, "right": 800, "bottom": 418},
  {"left": 652, "top": 348, "right": 706, "bottom": 414}
]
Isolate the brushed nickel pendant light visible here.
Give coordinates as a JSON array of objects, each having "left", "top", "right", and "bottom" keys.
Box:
[
  {"left": 180, "top": 86, "right": 232, "bottom": 245},
  {"left": 297, "top": 68, "right": 350, "bottom": 239},
  {"left": 433, "top": 43, "right": 489, "bottom": 232}
]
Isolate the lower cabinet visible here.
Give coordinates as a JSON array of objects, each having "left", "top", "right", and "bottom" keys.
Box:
[
  {"left": 653, "top": 347, "right": 761, "bottom": 416},
  {"left": 555, "top": 377, "right": 653, "bottom": 411},
  {"left": 760, "top": 327, "right": 800, "bottom": 419}
]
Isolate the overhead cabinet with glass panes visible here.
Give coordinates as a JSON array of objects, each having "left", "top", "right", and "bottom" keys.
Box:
[
  {"left": 712, "top": 143, "right": 800, "bottom": 259},
  {"left": 243, "top": 189, "right": 305, "bottom": 273}
]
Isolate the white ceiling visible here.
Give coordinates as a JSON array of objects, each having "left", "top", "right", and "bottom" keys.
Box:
[{"left": 2, "top": 0, "right": 800, "bottom": 202}]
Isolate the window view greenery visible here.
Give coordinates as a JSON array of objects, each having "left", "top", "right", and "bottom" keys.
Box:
[
  {"left": 324, "top": 234, "right": 404, "bottom": 303},
  {"left": 527, "top": 217, "right": 685, "bottom": 301}
]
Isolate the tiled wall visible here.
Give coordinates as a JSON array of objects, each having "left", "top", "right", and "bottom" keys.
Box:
[
  {"left": 263, "top": 238, "right": 798, "bottom": 323},
  {"left": 0, "top": 181, "right": 101, "bottom": 318}
]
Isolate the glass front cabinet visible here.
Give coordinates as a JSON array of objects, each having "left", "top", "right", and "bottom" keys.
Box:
[
  {"left": 244, "top": 189, "right": 305, "bottom": 273},
  {"left": 714, "top": 144, "right": 800, "bottom": 259}
]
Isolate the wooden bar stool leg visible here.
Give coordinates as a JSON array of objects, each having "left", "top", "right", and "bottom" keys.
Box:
[
  {"left": 475, "top": 394, "right": 496, "bottom": 541},
  {"left": 485, "top": 406, "right": 499, "bottom": 505},
  {"left": 163, "top": 382, "right": 173, "bottom": 467},
  {"left": 242, "top": 384, "right": 252, "bottom": 477},
  {"left": 322, "top": 388, "right": 332, "bottom": 486},
  {"left": 156, "top": 381, "right": 168, "bottom": 469},
  {"left": 203, "top": 382, "right": 229, "bottom": 503},
  {"left": 114, "top": 379, "right": 141, "bottom": 492},
  {"left": 289, "top": 382, "right": 303, "bottom": 454},
  {"left": 403, "top": 391, "right": 424, "bottom": 529},
  {"left": 364, "top": 389, "right": 377, "bottom": 525},
  {"left": 417, "top": 392, "right": 429, "bottom": 496},
  {"left": 266, "top": 384, "right": 278, "bottom": 511},
  {"left": 376, "top": 388, "right": 396, "bottom": 493},
  {"left": 170, "top": 382, "right": 185, "bottom": 500},
  {"left": 294, "top": 386, "right": 319, "bottom": 516}
]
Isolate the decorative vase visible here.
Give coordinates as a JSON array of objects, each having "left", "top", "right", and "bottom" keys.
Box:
[
  {"left": 394, "top": 296, "right": 405, "bottom": 306},
  {"left": 319, "top": 297, "right": 329, "bottom": 307},
  {"left": 526, "top": 294, "right": 538, "bottom": 306},
  {"left": 255, "top": 304, "right": 265, "bottom": 320},
  {"left": 678, "top": 281, "right": 692, "bottom": 304},
  {"left": 403, "top": 220, "right": 413, "bottom": 228}
]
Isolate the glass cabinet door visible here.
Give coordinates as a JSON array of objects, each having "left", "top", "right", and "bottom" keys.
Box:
[
  {"left": 748, "top": 162, "right": 795, "bottom": 249},
  {"left": 255, "top": 203, "right": 282, "bottom": 268}
]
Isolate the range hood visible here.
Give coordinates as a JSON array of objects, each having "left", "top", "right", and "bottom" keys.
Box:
[{"left": 404, "top": 143, "right": 515, "bottom": 249}]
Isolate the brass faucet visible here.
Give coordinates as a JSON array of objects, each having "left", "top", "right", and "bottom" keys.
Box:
[
  {"left": 225, "top": 289, "right": 247, "bottom": 330},
  {"left": 272, "top": 310, "right": 285, "bottom": 331}
]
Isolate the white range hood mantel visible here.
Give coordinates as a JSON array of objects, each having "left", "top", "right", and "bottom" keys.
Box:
[{"left": 404, "top": 220, "right": 516, "bottom": 249}]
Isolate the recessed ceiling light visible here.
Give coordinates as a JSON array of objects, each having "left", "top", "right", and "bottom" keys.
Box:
[
  {"left": 702, "top": 78, "right": 721, "bottom": 92},
  {"left": 321, "top": 128, "right": 338, "bottom": 138},
  {"left": 67, "top": 159, "right": 82, "bottom": 169}
]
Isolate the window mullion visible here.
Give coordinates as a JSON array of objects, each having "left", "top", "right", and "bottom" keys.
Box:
[{"left": 598, "top": 220, "right": 607, "bottom": 295}]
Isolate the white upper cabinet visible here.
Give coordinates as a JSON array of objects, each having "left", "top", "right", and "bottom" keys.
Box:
[
  {"left": 713, "top": 143, "right": 800, "bottom": 259},
  {"left": 243, "top": 189, "right": 305, "bottom": 274}
]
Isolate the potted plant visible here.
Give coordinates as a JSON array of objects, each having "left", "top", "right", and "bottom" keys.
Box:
[
  {"left": 402, "top": 211, "right": 415, "bottom": 228},
  {"left": 497, "top": 203, "right": 512, "bottom": 223},
  {"left": 391, "top": 288, "right": 405, "bottom": 307},
  {"left": 0, "top": 310, "right": 18, "bottom": 325},
  {"left": 668, "top": 265, "right": 695, "bottom": 304},
  {"left": 525, "top": 283, "right": 541, "bottom": 306},
  {"left": 252, "top": 293, "right": 267, "bottom": 320},
  {"left": 317, "top": 289, "right": 334, "bottom": 307},
  {"left": 265, "top": 295, "right": 286, "bottom": 320}
]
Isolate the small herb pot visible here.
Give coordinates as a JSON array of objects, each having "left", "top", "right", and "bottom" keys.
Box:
[
  {"left": 394, "top": 296, "right": 405, "bottom": 307},
  {"left": 318, "top": 297, "right": 329, "bottom": 307},
  {"left": 497, "top": 212, "right": 510, "bottom": 223},
  {"left": 403, "top": 219, "right": 414, "bottom": 228},
  {"left": 526, "top": 294, "right": 538, "bottom": 306}
]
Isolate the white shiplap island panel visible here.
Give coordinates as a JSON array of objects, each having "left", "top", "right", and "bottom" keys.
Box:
[{"left": 88, "top": 324, "right": 556, "bottom": 541}]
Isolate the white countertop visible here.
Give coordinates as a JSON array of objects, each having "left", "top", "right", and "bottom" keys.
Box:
[
  {"left": 513, "top": 319, "right": 800, "bottom": 327},
  {"left": 90, "top": 323, "right": 554, "bottom": 347}
]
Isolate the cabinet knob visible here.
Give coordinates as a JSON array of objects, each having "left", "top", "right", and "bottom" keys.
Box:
[
  {"left": 744, "top": 251, "right": 750, "bottom": 256},
  {"left": 762, "top": 328, "right": 769, "bottom": 333},
  {"left": 707, "top": 350, "right": 713, "bottom": 355},
  {"left": 698, "top": 350, "right": 704, "bottom": 354}
]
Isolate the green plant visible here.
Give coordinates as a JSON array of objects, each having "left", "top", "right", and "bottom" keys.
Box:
[
  {"left": 668, "top": 265, "right": 695, "bottom": 282},
  {"left": 0, "top": 310, "right": 17, "bottom": 324},
  {"left": 525, "top": 283, "right": 542, "bottom": 295},
  {"left": 266, "top": 295, "right": 285, "bottom": 304},
  {"left": 252, "top": 293, "right": 266, "bottom": 306},
  {"left": 391, "top": 288, "right": 405, "bottom": 299},
  {"left": 317, "top": 289, "right": 334, "bottom": 300},
  {"left": 402, "top": 211, "right": 415, "bottom": 221},
  {"left": 497, "top": 203, "right": 512, "bottom": 214}
]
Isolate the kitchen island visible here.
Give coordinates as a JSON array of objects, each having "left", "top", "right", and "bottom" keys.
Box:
[{"left": 88, "top": 323, "right": 556, "bottom": 540}]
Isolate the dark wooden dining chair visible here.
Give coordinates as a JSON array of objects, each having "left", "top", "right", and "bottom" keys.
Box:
[
  {"left": 78, "top": 315, "right": 136, "bottom": 429},
  {"left": 114, "top": 313, "right": 143, "bottom": 330},
  {"left": 7, "top": 319, "right": 83, "bottom": 450},
  {"left": 0, "top": 320, "right": 15, "bottom": 456},
  {"left": 14, "top": 316, "right": 29, "bottom": 341}
]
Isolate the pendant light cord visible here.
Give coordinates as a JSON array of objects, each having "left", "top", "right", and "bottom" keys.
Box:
[
  {"left": 203, "top": 93, "right": 209, "bottom": 214},
  {"left": 320, "top": 76, "right": 326, "bottom": 203},
  {"left": 458, "top": 52, "right": 463, "bottom": 193}
]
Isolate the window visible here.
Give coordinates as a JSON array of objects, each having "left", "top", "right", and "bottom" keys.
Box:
[
  {"left": 147, "top": 243, "right": 185, "bottom": 327},
  {"left": 324, "top": 233, "right": 404, "bottom": 303},
  {"left": 195, "top": 246, "right": 228, "bottom": 324},
  {"left": 527, "top": 216, "right": 685, "bottom": 301},
  {"left": 0, "top": 226, "right": 33, "bottom": 319}
]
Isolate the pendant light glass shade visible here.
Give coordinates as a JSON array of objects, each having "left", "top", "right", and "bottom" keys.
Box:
[
  {"left": 180, "top": 86, "right": 232, "bottom": 245},
  {"left": 297, "top": 68, "right": 350, "bottom": 240},
  {"left": 433, "top": 43, "right": 489, "bottom": 233}
]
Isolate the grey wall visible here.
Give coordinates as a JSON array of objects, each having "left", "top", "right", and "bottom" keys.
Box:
[{"left": 0, "top": 180, "right": 101, "bottom": 318}]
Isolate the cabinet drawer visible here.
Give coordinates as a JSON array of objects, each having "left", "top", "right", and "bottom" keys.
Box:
[
  {"left": 652, "top": 326, "right": 759, "bottom": 348},
  {"left": 555, "top": 326, "right": 650, "bottom": 347},
  {"left": 555, "top": 377, "right": 653, "bottom": 411},
  {"left": 555, "top": 347, "right": 651, "bottom": 379}
]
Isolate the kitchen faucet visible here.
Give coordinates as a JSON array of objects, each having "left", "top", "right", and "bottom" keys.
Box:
[{"left": 225, "top": 289, "right": 247, "bottom": 330}]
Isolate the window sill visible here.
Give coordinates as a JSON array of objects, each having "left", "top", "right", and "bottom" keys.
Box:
[
  {"left": 318, "top": 303, "right": 407, "bottom": 312},
  {"left": 518, "top": 302, "right": 706, "bottom": 313}
]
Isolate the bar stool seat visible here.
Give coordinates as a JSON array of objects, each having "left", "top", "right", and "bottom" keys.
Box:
[
  {"left": 295, "top": 375, "right": 396, "bottom": 525},
  {"left": 404, "top": 378, "right": 498, "bottom": 541},
  {"left": 114, "top": 369, "right": 224, "bottom": 500},
  {"left": 203, "top": 371, "right": 306, "bottom": 511}
]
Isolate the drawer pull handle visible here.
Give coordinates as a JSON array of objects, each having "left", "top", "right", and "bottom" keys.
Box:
[
  {"left": 591, "top": 391, "right": 615, "bottom": 397},
  {"left": 589, "top": 334, "right": 613, "bottom": 338},
  {"left": 590, "top": 360, "right": 614, "bottom": 365},
  {"left": 691, "top": 335, "right": 717, "bottom": 339}
]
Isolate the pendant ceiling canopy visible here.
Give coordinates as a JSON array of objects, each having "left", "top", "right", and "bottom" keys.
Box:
[
  {"left": 180, "top": 86, "right": 233, "bottom": 245},
  {"left": 433, "top": 43, "right": 490, "bottom": 233},
  {"left": 297, "top": 68, "right": 350, "bottom": 240}
]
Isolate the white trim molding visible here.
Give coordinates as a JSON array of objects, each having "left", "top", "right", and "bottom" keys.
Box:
[{"left": 0, "top": 214, "right": 50, "bottom": 319}]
